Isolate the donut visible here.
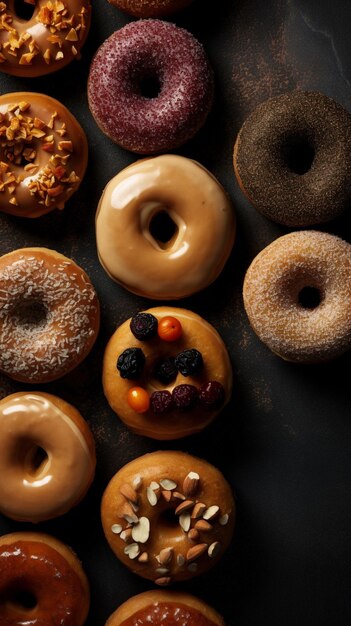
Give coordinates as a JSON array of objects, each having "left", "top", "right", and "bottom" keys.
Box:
[
  {"left": 0, "top": 92, "right": 88, "bottom": 218},
  {"left": 0, "top": 531, "right": 89, "bottom": 625},
  {"left": 107, "top": 0, "right": 193, "bottom": 18},
  {"left": 0, "top": 392, "right": 96, "bottom": 522},
  {"left": 233, "top": 91, "right": 351, "bottom": 226},
  {"left": 103, "top": 307, "right": 232, "bottom": 439},
  {"left": 0, "top": 0, "right": 91, "bottom": 77},
  {"left": 105, "top": 590, "right": 225, "bottom": 626},
  {"left": 87, "top": 20, "right": 214, "bottom": 154},
  {"left": 96, "top": 155, "right": 235, "bottom": 299},
  {"left": 101, "top": 451, "right": 235, "bottom": 584},
  {"left": 0, "top": 247, "right": 100, "bottom": 383},
  {"left": 243, "top": 231, "right": 351, "bottom": 363}
]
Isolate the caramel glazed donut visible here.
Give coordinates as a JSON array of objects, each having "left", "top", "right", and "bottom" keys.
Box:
[
  {"left": 0, "top": 0, "right": 91, "bottom": 77},
  {"left": 103, "top": 307, "right": 232, "bottom": 439},
  {"left": 243, "top": 231, "right": 351, "bottom": 363},
  {"left": 0, "top": 392, "right": 96, "bottom": 522},
  {"left": 0, "top": 247, "right": 100, "bottom": 383},
  {"left": 101, "top": 451, "right": 235, "bottom": 585},
  {"left": 0, "top": 92, "right": 88, "bottom": 217},
  {"left": 233, "top": 91, "right": 351, "bottom": 227},
  {"left": 0, "top": 532, "right": 90, "bottom": 625},
  {"left": 106, "top": 590, "right": 225, "bottom": 626},
  {"left": 96, "top": 155, "right": 235, "bottom": 299}
]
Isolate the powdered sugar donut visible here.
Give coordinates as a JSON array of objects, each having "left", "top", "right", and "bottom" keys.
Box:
[{"left": 87, "top": 20, "right": 214, "bottom": 154}]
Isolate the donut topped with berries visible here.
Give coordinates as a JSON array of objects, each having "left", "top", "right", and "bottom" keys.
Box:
[{"left": 103, "top": 307, "right": 232, "bottom": 440}]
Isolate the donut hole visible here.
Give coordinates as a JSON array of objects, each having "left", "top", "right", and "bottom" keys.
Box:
[
  {"left": 298, "top": 286, "right": 322, "bottom": 309},
  {"left": 13, "top": 0, "right": 36, "bottom": 21},
  {"left": 149, "top": 211, "right": 178, "bottom": 247},
  {"left": 281, "top": 135, "right": 315, "bottom": 175},
  {"left": 24, "top": 444, "right": 49, "bottom": 476},
  {"left": 159, "top": 507, "right": 179, "bottom": 528},
  {"left": 138, "top": 73, "right": 162, "bottom": 99},
  {"left": 6, "top": 587, "right": 37, "bottom": 611},
  {"left": 13, "top": 299, "right": 48, "bottom": 330}
]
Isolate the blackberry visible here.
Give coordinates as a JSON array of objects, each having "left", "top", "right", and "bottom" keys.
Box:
[
  {"left": 172, "top": 384, "right": 198, "bottom": 410},
  {"left": 117, "top": 348, "right": 145, "bottom": 379},
  {"left": 174, "top": 349, "right": 203, "bottom": 377},
  {"left": 130, "top": 312, "right": 158, "bottom": 340},
  {"left": 150, "top": 390, "right": 174, "bottom": 414},
  {"left": 154, "top": 356, "right": 177, "bottom": 385},
  {"left": 199, "top": 381, "right": 225, "bottom": 407}
]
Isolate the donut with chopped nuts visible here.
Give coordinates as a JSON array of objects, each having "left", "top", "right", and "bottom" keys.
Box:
[
  {"left": 0, "top": 0, "right": 91, "bottom": 77},
  {"left": 105, "top": 590, "right": 225, "bottom": 626},
  {"left": 243, "top": 231, "right": 351, "bottom": 362},
  {"left": 101, "top": 451, "right": 235, "bottom": 584},
  {"left": 233, "top": 91, "right": 351, "bottom": 226},
  {"left": 108, "top": 0, "right": 193, "bottom": 18},
  {"left": 0, "top": 247, "right": 100, "bottom": 383},
  {"left": 0, "top": 92, "right": 88, "bottom": 217},
  {"left": 87, "top": 20, "right": 214, "bottom": 153},
  {"left": 103, "top": 307, "right": 232, "bottom": 440}
]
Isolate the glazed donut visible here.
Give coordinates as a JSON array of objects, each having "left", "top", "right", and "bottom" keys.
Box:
[
  {"left": 243, "top": 231, "right": 351, "bottom": 362},
  {"left": 96, "top": 156, "right": 235, "bottom": 299},
  {"left": 105, "top": 590, "right": 225, "bottom": 626},
  {"left": 108, "top": 0, "right": 193, "bottom": 18},
  {"left": 103, "top": 307, "right": 232, "bottom": 439},
  {"left": 0, "top": 0, "right": 91, "bottom": 77},
  {"left": 88, "top": 20, "right": 214, "bottom": 154},
  {"left": 0, "top": 532, "right": 89, "bottom": 625},
  {"left": 233, "top": 91, "right": 351, "bottom": 226},
  {"left": 0, "top": 92, "right": 88, "bottom": 217},
  {"left": 101, "top": 451, "right": 235, "bottom": 584},
  {"left": 0, "top": 392, "right": 96, "bottom": 522},
  {"left": 0, "top": 247, "right": 100, "bottom": 383}
]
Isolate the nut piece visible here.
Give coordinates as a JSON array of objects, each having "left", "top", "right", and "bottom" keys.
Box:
[
  {"left": 183, "top": 471, "right": 200, "bottom": 497},
  {"left": 111, "top": 524, "right": 122, "bottom": 535},
  {"left": 155, "top": 576, "right": 171, "bottom": 586},
  {"left": 131, "top": 516, "right": 150, "bottom": 544},
  {"left": 194, "top": 519, "right": 212, "bottom": 532},
  {"left": 186, "top": 543, "right": 208, "bottom": 563},
  {"left": 188, "top": 528, "right": 200, "bottom": 542},
  {"left": 175, "top": 500, "right": 194, "bottom": 516},
  {"left": 132, "top": 475, "right": 143, "bottom": 491},
  {"left": 161, "top": 490, "right": 172, "bottom": 502},
  {"left": 124, "top": 543, "right": 140, "bottom": 560},
  {"left": 147, "top": 486, "right": 159, "bottom": 506},
  {"left": 138, "top": 552, "right": 149, "bottom": 563},
  {"left": 179, "top": 512, "right": 191, "bottom": 532},
  {"left": 120, "top": 483, "right": 138, "bottom": 504},
  {"left": 191, "top": 502, "right": 207, "bottom": 519},
  {"left": 158, "top": 547, "right": 173, "bottom": 565},
  {"left": 159, "top": 478, "right": 177, "bottom": 491},
  {"left": 120, "top": 528, "right": 132, "bottom": 542},
  {"left": 203, "top": 505, "right": 220, "bottom": 521},
  {"left": 219, "top": 513, "right": 229, "bottom": 526},
  {"left": 208, "top": 541, "right": 221, "bottom": 558},
  {"left": 177, "top": 554, "right": 185, "bottom": 566}
]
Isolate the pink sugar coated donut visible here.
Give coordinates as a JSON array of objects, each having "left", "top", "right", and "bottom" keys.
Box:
[{"left": 87, "top": 20, "right": 214, "bottom": 154}]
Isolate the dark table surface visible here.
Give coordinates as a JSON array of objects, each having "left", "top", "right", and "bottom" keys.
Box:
[{"left": 1, "top": 1, "right": 351, "bottom": 625}]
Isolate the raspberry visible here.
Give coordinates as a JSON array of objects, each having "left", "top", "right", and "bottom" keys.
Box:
[
  {"left": 154, "top": 357, "right": 177, "bottom": 385},
  {"left": 150, "top": 390, "right": 174, "bottom": 414},
  {"left": 172, "top": 384, "right": 198, "bottom": 410},
  {"left": 199, "top": 381, "right": 225, "bottom": 407},
  {"left": 117, "top": 348, "right": 145, "bottom": 379},
  {"left": 175, "top": 349, "right": 203, "bottom": 376},
  {"left": 130, "top": 312, "right": 158, "bottom": 340}
]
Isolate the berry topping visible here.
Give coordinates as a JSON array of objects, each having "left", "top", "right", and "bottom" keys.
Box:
[
  {"left": 154, "top": 356, "right": 177, "bottom": 385},
  {"left": 130, "top": 312, "right": 158, "bottom": 340},
  {"left": 117, "top": 348, "right": 146, "bottom": 379},
  {"left": 127, "top": 387, "right": 150, "bottom": 413},
  {"left": 175, "top": 349, "right": 203, "bottom": 376},
  {"left": 199, "top": 381, "right": 225, "bottom": 407},
  {"left": 172, "top": 384, "right": 198, "bottom": 410},
  {"left": 150, "top": 390, "right": 174, "bottom": 414},
  {"left": 157, "top": 316, "right": 182, "bottom": 342}
]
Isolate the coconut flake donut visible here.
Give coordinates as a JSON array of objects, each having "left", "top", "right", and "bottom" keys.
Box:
[
  {"left": 101, "top": 451, "right": 235, "bottom": 585},
  {"left": 103, "top": 307, "right": 232, "bottom": 440},
  {"left": 96, "top": 155, "right": 235, "bottom": 299},
  {"left": 0, "top": 247, "right": 100, "bottom": 383},
  {"left": 243, "top": 231, "right": 351, "bottom": 362},
  {"left": 233, "top": 91, "right": 351, "bottom": 226},
  {"left": 88, "top": 20, "right": 214, "bottom": 154},
  {"left": 0, "top": 0, "right": 91, "bottom": 77},
  {"left": 0, "top": 532, "right": 90, "bottom": 625},
  {"left": 108, "top": 0, "right": 193, "bottom": 17},
  {"left": 0, "top": 392, "right": 96, "bottom": 522},
  {"left": 0, "top": 92, "right": 88, "bottom": 218},
  {"left": 105, "top": 590, "right": 225, "bottom": 626}
]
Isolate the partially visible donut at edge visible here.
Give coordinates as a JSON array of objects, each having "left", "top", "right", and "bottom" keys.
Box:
[{"left": 108, "top": 0, "right": 194, "bottom": 18}]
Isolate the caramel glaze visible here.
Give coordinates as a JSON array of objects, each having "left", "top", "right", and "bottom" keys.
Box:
[
  {"left": 0, "top": 92, "right": 88, "bottom": 217},
  {"left": 0, "top": 0, "right": 91, "bottom": 77},
  {"left": 120, "top": 603, "right": 218, "bottom": 626}
]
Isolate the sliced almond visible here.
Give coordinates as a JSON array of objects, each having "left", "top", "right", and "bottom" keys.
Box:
[
  {"left": 219, "top": 514, "right": 229, "bottom": 526},
  {"left": 155, "top": 576, "right": 171, "bottom": 586},
  {"left": 172, "top": 491, "right": 186, "bottom": 501},
  {"left": 161, "top": 490, "right": 172, "bottom": 503},
  {"left": 179, "top": 512, "right": 191, "bottom": 532},
  {"left": 186, "top": 543, "right": 208, "bottom": 563},
  {"left": 194, "top": 519, "right": 213, "bottom": 532},
  {"left": 183, "top": 471, "right": 200, "bottom": 497},
  {"left": 111, "top": 524, "right": 122, "bottom": 535},
  {"left": 158, "top": 547, "right": 173, "bottom": 565},
  {"left": 120, "top": 483, "right": 138, "bottom": 504},
  {"left": 203, "top": 505, "right": 220, "bottom": 521},
  {"left": 191, "top": 502, "right": 207, "bottom": 519},
  {"left": 177, "top": 554, "right": 185, "bottom": 567},
  {"left": 147, "top": 486, "right": 158, "bottom": 506},
  {"left": 188, "top": 528, "right": 199, "bottom": 542},
  {"left": 156, "top": 567, "right": 170, "bottom": 575},
  {"left": 124, "top": 543, "right": 140, "bottom": 560},
  {"left": 132, "top": 475, "right": 143, "bottom": 491},
  {"left": 138, "top": 551, "right": 149, "bottom": 563},
  {"left": 175, "top": 500, "right": 194, "bottom": 516},
  {"left": 120, "top": 529, "right": 132, "bottom": 542},
  {"left": 159, "top": 478, "right": 177, "bottom": 491},
  {"left": 208, "top": 541, "right": 221, "bottom": 558},
  {"left": 131, "top": 516, "right": 150, "bottom": 544}
]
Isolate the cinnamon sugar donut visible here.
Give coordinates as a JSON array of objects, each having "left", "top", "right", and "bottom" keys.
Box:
[
  {"left": 106, "top": 591, "right": 225, "bottom": 626},
  {"left": 0, "top": 247, "right": 100, "bottom": 383},
  {"left": 0, "top": 532, "right": 90, "bottom": 625},
  {"left": 101, "top": 451, "right": 235, "bottom": 584},
  {"left": 108, "top": 0, "right": 193, "bottom": 18},
  {"left": 88, "top": 20, "right": 214, "bottom": 154},
  {"left": 96, "top": 155, "right": 235, "bottom": 299},
  {"left": 243, "top": 231, "right": 351, "bottom": 362},
  {"left": 0, "top": 392, "right": 96, "bottom": 522}
]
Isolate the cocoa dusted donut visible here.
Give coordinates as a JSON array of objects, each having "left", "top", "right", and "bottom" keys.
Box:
[
  {"left": 105, "top": 590, "right": 225, "bottom": 626},
  {"left": 101, "top": 451, "right": 235, "bottom": 585},
  {"left": 0, "top": 532, "right": 90, "bottom": 625},
  {"left": 243, "top": 231, "right": 351, "bottom": 363},
  {"left": 108, "top": 0, "right": 193, "bottom": 18},
  {"left": 233, "top": 91, "right": 351, "bottom": 226},
  {"left": 88, "top": 20, "right": 214, "bottom": 154}
]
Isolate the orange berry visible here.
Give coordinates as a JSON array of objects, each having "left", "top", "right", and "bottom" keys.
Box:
[
  {"left": 127, "top": 387, "right": 150, "bottom": 413},
  {"left": 157, "top": 316, "right": 182, "bottom": 342}
]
